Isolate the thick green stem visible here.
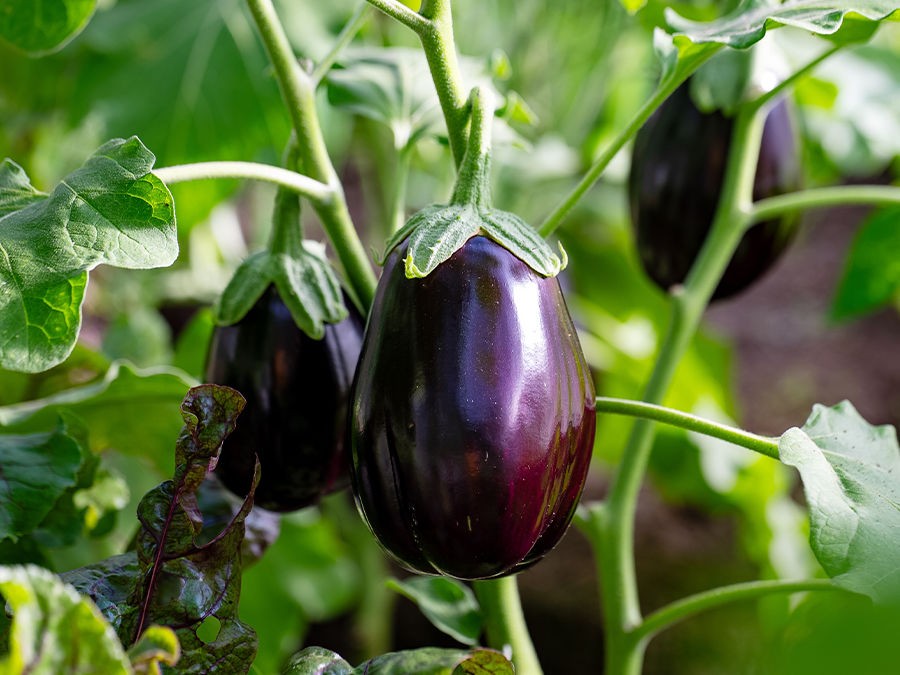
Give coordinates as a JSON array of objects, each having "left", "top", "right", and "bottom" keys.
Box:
[
  {"left": 594, "top": 102, "right": 768, "bottom": 674},
  {"left": 154, "top": 162, "right": 333, "bottom": 203},
  {"left": 594, "top": 397, "right": 780, "bottom": 460},
  {"left": 750, "top": 185, "right": 900, "bottom": 224},
  {"left": 245, "top": 0, "right": 377, "bottom": 307},
  {"left": 417, "top": 0, "right": 469, "bottom": 167},
  {"left": 450, "top": 87, "right": 494, "bottom": 208},
  {"left": 473, "top": 576, "right": 543, "bottom": 675},
  {"left": 634, "top": 579, "right": 839, "bottom": 643}
]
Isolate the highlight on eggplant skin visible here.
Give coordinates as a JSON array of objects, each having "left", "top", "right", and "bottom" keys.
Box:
[
  {"left": 628, "top": 82, "right": 801, "bottom": 300},
  {"left": 350, "top": 235, "right": 597, "bottom": 580},
  {"left": 205, "top": 285, "right": 365, "bottom": 512}
]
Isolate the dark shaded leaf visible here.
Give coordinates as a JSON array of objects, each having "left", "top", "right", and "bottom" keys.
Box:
[
  {"left": 387, "top": 576, "right": 483, "bottom": 646},
  {"left": 355, "top": 648, "right": 512, "bottom": 674},
  {"left": 779, "top": 401, "right": 900, "bottom": 603}
]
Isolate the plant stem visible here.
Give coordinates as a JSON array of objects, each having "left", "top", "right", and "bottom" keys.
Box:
[
  {"left": 752, "top": 43, "right": 842, "bottom": 111},
  {"left": 594, "top": 397, "right": 780, "bottom": 459},
  {"left": 365, "top": 0, "right": 432, "bottom": 33},
  {"left": 473, "top": 576, "right": 543, "bottom": 675},
  {"left": 593, "top": 102, "right": 768, "bottom": 674},
  {"left": 417, "top": 0, "right": 469, "bottom": 167},
  {"left": 450, "top": 87, "right": 493, "bottom": 208},
  {"left": 154, "top": 162, "right": 333, "bottom": 204},
  {"left": 245, "top": 0, "right": 377, "bottom": 307},
  {"left": 538, "top": 46, "right": 721, "bottom": 237},
  {"left": 750, "top": 185, "right": 900, "bottom": 224},
  {"left": 634, "top": 579, "right": 839, "bottom": 643},
  {"left": 311, "top": 2, "right": 374, "bottom": 86}
]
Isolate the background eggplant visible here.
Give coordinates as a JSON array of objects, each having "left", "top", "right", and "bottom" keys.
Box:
[
  {"left": 205, "top": 285, "right": 364, "bottom": 512},
  {"left": 628, "top": 82, "right": 801, "bottom": 300},
  {"left": 350, "top": 235, "right": 596, "bottom": 580}
]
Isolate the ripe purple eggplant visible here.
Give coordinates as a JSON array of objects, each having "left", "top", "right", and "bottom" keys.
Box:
[
  {"left": 628, "top": 82, "right": 800, "bottom": 300},
  {"left": 205, "top": 286, "right": 364, "bottom": 512},
  {"left": 350, "top": 235, "right": 596, "bottom": 579}
]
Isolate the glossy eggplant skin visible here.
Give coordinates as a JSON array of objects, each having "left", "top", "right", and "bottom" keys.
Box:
[
  {"left": 350, "top": 236, "right": 596, "bottom": 580},
  {"left": 205, "top": 286, "right": 364, "bottom": 512},
  {"left": 628, "top": 83, "right": 800, "bottom": 300}
]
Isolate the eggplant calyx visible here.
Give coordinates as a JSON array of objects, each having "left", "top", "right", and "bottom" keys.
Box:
[{"left": 381, "top": 87, "right": 565, "bottom": 279}]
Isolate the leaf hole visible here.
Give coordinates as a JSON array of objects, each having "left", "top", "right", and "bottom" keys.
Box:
[{"left": 196, "top": 615, "right": 221, "bottom": 644}]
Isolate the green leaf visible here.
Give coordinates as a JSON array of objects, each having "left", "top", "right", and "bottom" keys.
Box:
[
  {"left": 60, "top": 553, "right": 140, "bottom": 634},
  {"left": 0, "top": 137, "right": 177, "bottom": 373},
  {"left": 283, "top": 647, "right": 353, "bottom": 675},
  {"left": 0, "top": 361, "right": 196, "bottom": 475},
  {"left": 387, "top": 577, "right": 483, "bottom": 646},
  {"left": 101, "top": 308, "right": 173, "bottom": 368},
  {"left": 0, "top": 564, "right": 131, "bottom": 674},
  {"left": 0, "top": 424, "right": 83, "bottom": 541},
  {"left": 127, "top": 624, "right": 180, "bottom": 674},
  {"left": 666, "top": 1, "right": 900, "bottom": 49},
  {"left": 831, "top": 207, "right": 900, "bottom": 320},
  {"left": 216, "top": 244, "right": 347, "bottom": 339},
  {"left": 653, "top": 29, "right": 722, "bottom": 89},
  {"left": 779, "top": 401, "right": 900, "bottom": 603},
  {"left": 354, "top": 648, "right": 512, "bottom": 675},
  {"left": 0, "top": 0, "right": 96, "bottom": 55}
]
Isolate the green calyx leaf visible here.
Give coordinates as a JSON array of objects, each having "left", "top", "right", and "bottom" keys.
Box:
[
  {"left": 215, "top": 242, "right": 348, "bottom": 339},
  {"left": 0, "top": 137, "right": 177, "bottom": 373},
  {"left": 380, "top": 86, "right": 564, "bottom": 279},
  {"left": 666, "top": 1, "right": 899, "bottom": 49},
  {"left": 779, "top": 400, "right": 900, "bottom": 604}
]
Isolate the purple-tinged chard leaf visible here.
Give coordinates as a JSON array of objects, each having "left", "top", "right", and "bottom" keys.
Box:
[
  {"left": 387, "top": 577, "right": 483, "bottom": 646},
  {"left": 779, "top": 401, "right": 900, "bottom": 604},
  {"left": 62, "top": 384, "right": 259, "bottom": 673},
  {"left": 666, "top": 1, "right": 900, "bottom": 49},
  {"left": 0, "top": 0, "right": 96, "bottom": 56},
  {"left": 0, "top": 423, "right": 83, "bottom": 541},
  {"left": 0, "top": 564, "right": 132, "bottom": 673},
  {"left": 0, "top": 137, "right": 177, "bottom": 373}
]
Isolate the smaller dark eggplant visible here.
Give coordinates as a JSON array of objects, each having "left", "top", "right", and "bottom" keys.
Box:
[
  {"left": 205, "top": 286, "right": 364, "bottom": 512},
  {"left": 628, "top": 82, "right": 801, "bottom": 300}
]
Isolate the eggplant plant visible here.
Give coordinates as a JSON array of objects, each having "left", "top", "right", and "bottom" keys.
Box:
[{"left": 1, "top": 1, "right": 899, "bottom": 675}]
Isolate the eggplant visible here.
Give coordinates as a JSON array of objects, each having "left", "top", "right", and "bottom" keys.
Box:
[
  {"left": 350, "top": 235, "right": 596, "bottom": 580},
  {"left": 205, "top": 286, "right": 364, "bottom": 512},
  {"left": 628, "top": 82, "right": 800, "bottom": 300}
]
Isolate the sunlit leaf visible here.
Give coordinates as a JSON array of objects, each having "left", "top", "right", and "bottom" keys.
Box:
[
  {"left": 0, "top": 138, "right": 177, "bottom": 373},
  {"left": 0, "top": 0, "right": 96, "bottom": 55},
  {"left": 779, "top": 401, "right": 900, "bottom": 603}
]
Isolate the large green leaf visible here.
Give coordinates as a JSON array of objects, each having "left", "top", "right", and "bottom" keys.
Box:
[
  {"left": 666, "top": 1, "right": 900, "bottom": 49},
  {"left": 0, "top": 424, "right": 83, "bottom": 541},
  {"left": 0, "top": 361, "right": 195, "bottom": 475},
  {"left": 0, "top": 137, "right": 177, "bottom": 373},
  {"left": 0, "top": 564, "right": 131, "bottom": 674},
  {"left": 831, "top": 207, "right": 900, "bottom": 320},
  {"left": 779, "top": 401, "right": 900, "bottom": 603},
  {"left": 283, "top": 647, "right": 513, "bottom": 675},
  {"left": 0, "top": 0, "right": 96, "bottom": 55}
]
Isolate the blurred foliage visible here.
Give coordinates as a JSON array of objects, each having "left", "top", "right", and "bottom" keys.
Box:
[{"left": 1, "top": 0, "right": 898, "bottom": 673}]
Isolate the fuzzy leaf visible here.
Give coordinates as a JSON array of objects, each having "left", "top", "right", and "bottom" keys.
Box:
[
  {"left": 387, "top": 577, "right": 482, "bottom": 646},
  {"left": 666, "top": 1, "right": 900, "bottom": 49},
  {"left": 831, "top": 207, "right": 900, "bottom": 320},
  {"left": 0, "top": 564, "right": 131, "bottom": 674},
  {"left": 480, "top": 209, "right": 565, "bottom": 278},
  {"left": 0, "top": 138, "right": 177, "bottom": 373},
  {"left": 0, "top": 424, "right": 83, "bottom": 541},
  {"left": 779, "top": 401, "right": 900, "bottom": 603},
  {"left": 0, "top": 0, "right": 96, "bottom": 55}
]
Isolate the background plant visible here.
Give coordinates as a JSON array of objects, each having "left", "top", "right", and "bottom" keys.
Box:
[{"left": 0, "top": 0, "right": 899, "bottom": 673}]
